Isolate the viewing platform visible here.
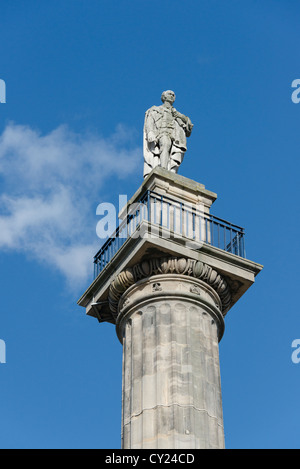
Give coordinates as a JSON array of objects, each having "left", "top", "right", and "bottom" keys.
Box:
[
  {"left": 78, "top": 168, "right": 262, "bottom": 328},
  {"left": 94, "top": 172, "right": 246, "bottom": 278}
]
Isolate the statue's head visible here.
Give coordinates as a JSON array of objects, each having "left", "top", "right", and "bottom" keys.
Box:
[{"left": 161, "top": 90, "right": 176, "bottom": 104}]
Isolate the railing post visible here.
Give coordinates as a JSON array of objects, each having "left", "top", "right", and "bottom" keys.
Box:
[
  {"left": 192, "top": 211, "right": 195, "bottom": 240},
  {"left": 180, "top": 202, "right": 183, "bottom": 235},
  {"left": 147, "top": 190, "right": 151, "bottom": 222},
  {"left": 242, "top": 228, "right": 245, "bottom": 257}
]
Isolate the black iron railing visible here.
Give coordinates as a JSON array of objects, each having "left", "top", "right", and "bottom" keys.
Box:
[{"left": 94, "top": 190, "right": 245, "bottom": 277}]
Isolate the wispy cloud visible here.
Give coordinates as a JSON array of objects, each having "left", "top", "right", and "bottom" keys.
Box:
[{"left": 0, "top": 122, "right": 141, "bottom": 288}]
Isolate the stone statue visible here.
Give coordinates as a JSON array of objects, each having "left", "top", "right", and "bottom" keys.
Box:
[{"left": 143, "top": 90, "right": 193, "bottom": 178}]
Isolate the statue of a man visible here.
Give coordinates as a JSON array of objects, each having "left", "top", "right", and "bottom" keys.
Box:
[{"left": 143, "top": 90, "right": 193, "bottom": 178}]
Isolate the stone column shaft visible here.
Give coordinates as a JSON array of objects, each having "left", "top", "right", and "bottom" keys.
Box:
[{"left": 116, "top": 273, "right": 225, "bottom": 449}]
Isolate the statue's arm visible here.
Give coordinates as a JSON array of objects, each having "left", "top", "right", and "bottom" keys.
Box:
[
  {"left": 145, "top": 109, "right": 158, "bottom": 143},
  {"left": 172, "top": 108, "right": 193, "bottom": 136}
]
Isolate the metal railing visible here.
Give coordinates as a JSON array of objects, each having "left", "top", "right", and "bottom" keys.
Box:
[{"left": 94, "top": 190, "right": 245, "bottom": 277}]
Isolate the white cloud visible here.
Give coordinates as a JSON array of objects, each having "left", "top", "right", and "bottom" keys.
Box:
[{"left": 0, "top": 122, "right": 141, "bottom": 288}]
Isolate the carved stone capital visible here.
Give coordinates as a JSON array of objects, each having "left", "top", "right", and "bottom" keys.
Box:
[
  {"left": 116, "top": 274, "right": 225, "bottom": 343},
  {"left": 108, "top": 256, "right": 231, "bottom": 320}
]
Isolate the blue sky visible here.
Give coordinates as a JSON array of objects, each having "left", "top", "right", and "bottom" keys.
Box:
[{"left": 0, "top": 0, "right": 300, "bottom": 449}]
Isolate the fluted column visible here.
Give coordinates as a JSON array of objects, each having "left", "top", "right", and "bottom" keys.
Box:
[{"left": 112, "top": 257, "right": 228, "bottom": 449}]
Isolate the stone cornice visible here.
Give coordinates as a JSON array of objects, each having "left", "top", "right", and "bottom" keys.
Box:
[{"left": 108, "top": 256, "right": 231, "bottom": 319}]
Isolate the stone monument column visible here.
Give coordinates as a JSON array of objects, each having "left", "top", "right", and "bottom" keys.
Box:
[
  {"left": 113, "top": 258, "right": 227, "bottom": 449},
  {"left": 78, "top": 168, "right": 263, "bottom": 449},
  {"left": 78, "top": 91, "right": 263, "bottom": 449}
]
